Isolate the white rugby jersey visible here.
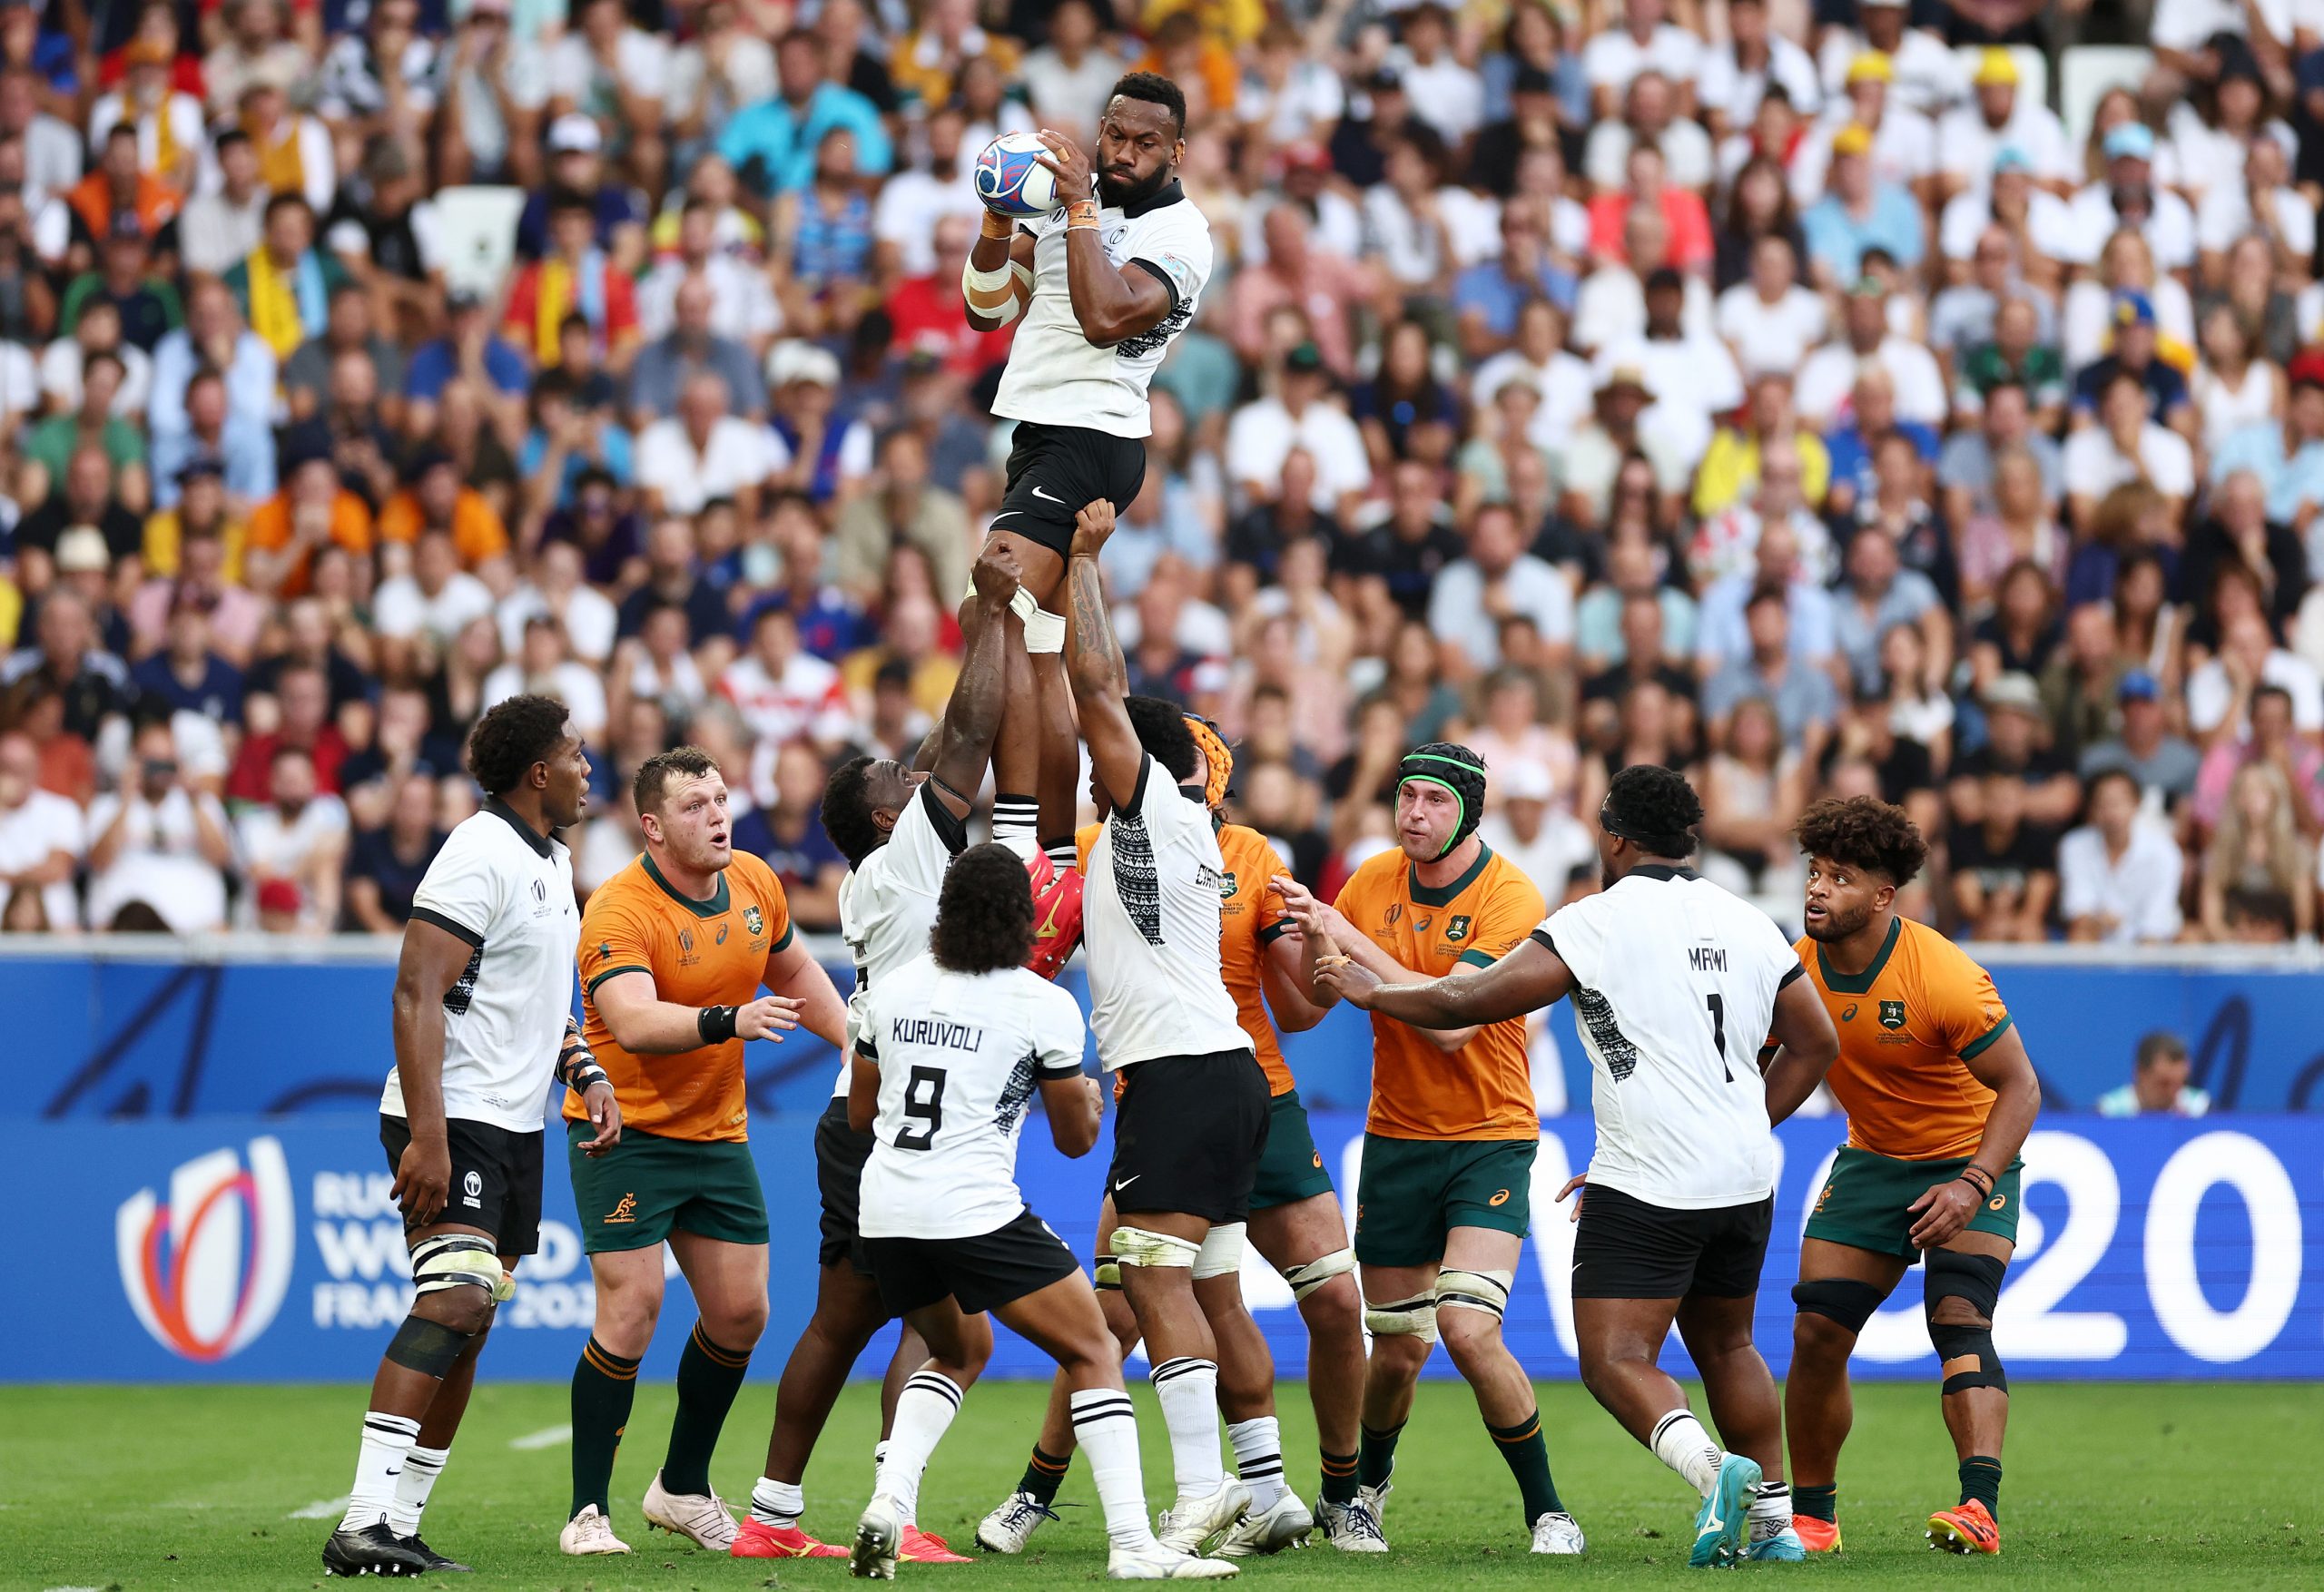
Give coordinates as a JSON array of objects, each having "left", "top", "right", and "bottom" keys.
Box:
[
  {"left": 1082, "top": 755, "right": 1251, "bottom": 1069},
  {"left": 833, "top": 781, "right": 969, "bottom": 1096},
  {"left": 991, "top": 181, "right": 1213, "bottom": 439},
  {"left": 1536, "top": 864, "right": 1803, "bottom": 1209},
  {"left": 383, "top": 801, "right": 580, "bottom": 1134},
  {"left": 856, "top": 950, "right": 1088, "bottom": 1239}
]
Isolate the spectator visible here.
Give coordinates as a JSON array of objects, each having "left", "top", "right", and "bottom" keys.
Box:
[
  {"left": 1799, "top": 123, "right": 1924, "bottom": 286},
  {"left": 2067, "top": 123, "right": 2196, "bottom": 275},
  {"left": 1796, "top": 276, "right": 1945, "bottom": 427},
  {"left": 2063, "top": 368, "right": 2196, "bottom": 533},
  {"left": 734, "top": 737, "right": 846, "bottom": 927},
  {"left": 235, "top": 742, "right": 350, "bottom": 932},
  {"left": 1831, "top": 527, "right": 1948, "bottom": 698},
  {"left": 1952, "top": 671, "right": 2082, "bottom": 832},
  {"left": 223, "top": 194, "right": 349, "bottom": 361},
  {"left": 344, "top": 771, "right": 448, "bottom": 933},
  {"left": 2059, "top": 767, "right": 2185, "bottom": 943},
  {"left": 85, "top": 715, "right": 232, "bottom": 933},
  {"left": 2187, "top": 610, "right": 2324, "bottom": 746},
  {"left": 227, "top": 660, "right": 348, "bottom": 801},
  {"left": 1702, "top": 585, "right": 1839, "bottom": 759},
  {"left": 1426, "top": 502, "right": 1574, "bottom": 680},
  {"left": 2199, "top": 761, "right": 2315, "bottom": 938},
  {"left": 2082, "top": 669, "right": 2203, "bottom": 812},
  {"left": 1947, "top": 762, "right": 2058, "bottom": 940},
  {"left": 2097, "top": 1032, "right": 2211, "bottom": 1116},
  {"left": 0, "top": 725, "right": 81, "bottom": 930}
]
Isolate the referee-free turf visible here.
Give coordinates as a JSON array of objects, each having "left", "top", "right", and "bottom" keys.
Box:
[{"left": 3, "top": 1380, "right": 2318, "bottom": 1589}]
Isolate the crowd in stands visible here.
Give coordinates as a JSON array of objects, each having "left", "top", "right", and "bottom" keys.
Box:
[{"left": 0, "top": 0, "right": 2319, "bottom": 948}]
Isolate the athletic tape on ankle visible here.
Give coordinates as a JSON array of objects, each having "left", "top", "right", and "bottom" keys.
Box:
[{"left": 1109, "top": 1225, "right": 1200, "bottom": 1268}]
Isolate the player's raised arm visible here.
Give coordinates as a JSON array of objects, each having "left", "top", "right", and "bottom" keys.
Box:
[
  {"left": 1033, "top": 125, "right": 1179, "bottom": 349},
  {"left": 847, "top": 1045, "right": 880, "bottom": 1135},
  {"left": 1271, "top": 871, "right": 1482, "bottom": 1050},
  {"left": 924, "top": 541, "right": 1023, "bottom": 817},
  {"left": 962, "top": 217, "right": 1037, "bottom": 333},
  {"left": 1061, "top": 499, "right": 1145, "bottom": 810},
  {"left": 1761, "top": 972, "right": 1842, "bottom": 1126},
  {"left": 1317, "top": 933, "right": 1578, "bottom": 1031},
  {"left": 387, "top": 916, "right": 483, "bottom": 1223}
]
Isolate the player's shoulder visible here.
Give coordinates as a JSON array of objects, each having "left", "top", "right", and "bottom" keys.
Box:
[
  {"left": 724, "top": 847, "right": 787, "bottom": 901},
  {"left": 580, "top": 854, "right": 657, "bottom": 919},
  {"left": 1478, "top": 847, "right": 1549, "bottom": 912},
  {"left": 1335, "top": 845, "right": 1406, "bottom": 907},
  {"left": 1895, "top": 916, "right": 1994, "bottom": 990},
  {"left": 1217, "top": 821, "right": 1285, "bottom": 874}
]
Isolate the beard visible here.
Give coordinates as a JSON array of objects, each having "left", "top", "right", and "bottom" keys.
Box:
[
  {"left": 1805, "top": 897, "right": 1876, "bottom": 942},
  {"left": 1098, "top": 162, "right": 1169, "bottom": 208}
]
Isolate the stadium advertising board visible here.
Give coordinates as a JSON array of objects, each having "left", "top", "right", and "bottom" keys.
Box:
[{"left": 19, "top": 1114, "right": 2320, "bottom": 1383}]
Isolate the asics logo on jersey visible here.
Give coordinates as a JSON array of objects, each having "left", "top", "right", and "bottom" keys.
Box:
[
  {"left": 1030, "top": 484, "right": 1065, "bottom": 504},
  {"left": 1489, "top": 1188, "right": 1511, "bottom": 1206},
  {"left": 1840, "top": 1002, "right": 1858, "bottom": 1022}
]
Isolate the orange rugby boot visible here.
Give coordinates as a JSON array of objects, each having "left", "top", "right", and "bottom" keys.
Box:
[
  {"left": 900, "top": 1526, "right": 974, "bottom": 1563},
  {"left": 730, "top": 1517, "right": 847, "bottom": 1558},
  {"left": 1926, "top": 1498, "right": 2001, "bottom": 1555},
  {"left": 1792, "top": 1515, "right": 1843, "bottom": 1553}
]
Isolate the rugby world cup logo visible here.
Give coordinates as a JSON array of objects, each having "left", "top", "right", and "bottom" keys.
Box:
[{"left": 115, "top": 1137, "right": 295, "bottom": 1361}]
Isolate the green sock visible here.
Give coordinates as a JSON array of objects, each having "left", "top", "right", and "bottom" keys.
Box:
[
  {"left": 1355, "top": 1421, "right": 1403, "bottom": 1491},
  {"left": 1486, "top": 1409, "right": 1565, "bottom": 1524},
  {"left": 570, "top": 1336, "right": 641, "bottom": 1518},
  {"left": 1795, "top": 1483, "right": 1838, "bottom": 1523},
  {"left": 661, "top": 1323, "right": 753, "bottom": 1497},
  {"left": 1318, "top": 1448, "right": 1359, "bottom": 1506},
  {"left": 1958, "top": 1457, "right": 2002, "bottom": 1521},
  {"left": 1019, "top": 1445, "right": 1071, "bottom": 1507}
]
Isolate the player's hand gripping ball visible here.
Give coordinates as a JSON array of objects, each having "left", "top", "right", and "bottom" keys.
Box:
[{"left": 975, "top": 131, "right": 1067, "bottom": 218}]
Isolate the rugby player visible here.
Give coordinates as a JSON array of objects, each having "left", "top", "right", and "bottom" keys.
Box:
[
  {"left": 735, "top": 543, "right": 1029, "bottom": 1562},
  {"left": 1275, "top": 743, "right": 1575, "bottom": 1555},
  {"left": 1312, "top": 765, "right": 1840, "bottom": 1567},
  {"left": 561, "top": 747, "right": 848, "bottom": 1555},
  {"left": 845, "top": 843, "right": 1236, "bottom": 1582},
  {"left": 960, "top": 71, "right": 1212, "bottom": 862},
  {"left": 1786, "top": 797, "right": 2042, "bottom": 1556},
  {"left": 1062, "top": 497, "right": 1269, "bottom": 1552},
  {"left": 324, "top": 696, "right": 615, "bottom": 1577},
  {"left": 980, "top": 716, "right": 1366, "bottom": 1558}
]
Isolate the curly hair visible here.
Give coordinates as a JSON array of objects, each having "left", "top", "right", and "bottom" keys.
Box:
[
  {"left": 466, "top": 694, "right": 572, "bottom": 797},
  {"left": 634, "top": 745, "right": 719, "bottom": 817},
  {"left": 1792, "top": 795, "right": 1928, "bottom": 886},
  {"left": 821, "top": 754, "right": 884, "bottom": 869},
  {"left": 1600, "top": 763, "right": 1704, "bottom": 857},
  {"left": 1110, "top": 70, "right": 1187, "bottom": 137},
  {"left": 1126, "top": 695, "right": 1199, "bottom": 781},
  {"left": 931, "top": 842, "right": 1035, "bottom": 974}
]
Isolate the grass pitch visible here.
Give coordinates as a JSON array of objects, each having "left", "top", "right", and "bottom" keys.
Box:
[{"left": 2, "top": 1381, "right": 2319, "bottom": 1590}]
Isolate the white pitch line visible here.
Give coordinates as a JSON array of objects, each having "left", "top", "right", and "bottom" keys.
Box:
[
  {"left": 510, "top": 1424, "right": 572, "bottom": 1450},
  {"left": 288, "top": 1496, "right": 352, "bottom": 1519}
]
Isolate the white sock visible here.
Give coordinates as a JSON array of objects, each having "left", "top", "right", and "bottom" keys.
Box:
[
  {"left": 384, "top": 1442, "right": 448, "bottom": 1537},
  {"left": 1071, "top": 1387, "right": 1158, "bottom": 1550},
  {"left": 993, "top": 795, "right": 1039, "bottom": 850},
  {"left": 1226, "top": 1416, "right": 1285, "bottom": 1512},
  {"left": 1649, "top": 1410, "right": 1724, "bottom": 1499},
  {"left": 1749, "top": 1480, "right": 1792, "bottom": 1541},
  {"left": 340, "top": 1410, "right": 422, "bottom": 1531},
  {"left": 876, "top": 1372, "right": 964, "bottom": 1525},
  {"left": 1149, "top": 1357, "right": 1225, "bottom": 1502},
  {"left": 750, "top": 1477, "right": 804, "bottom": 1528}
]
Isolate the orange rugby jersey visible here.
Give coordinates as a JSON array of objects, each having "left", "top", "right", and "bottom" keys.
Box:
[
  {"left": 1794, "top": 915, "right": 2013, "bottom": 1162},
  {"left": 570, "top": 850, "right": 796, "bottom": 1143},
  {"left": 1078, "top": 820, "right": 1297, "bottom": 1096},
  {"left": 1333, "top": 844, "right": 1546, "bottom": 1141}
]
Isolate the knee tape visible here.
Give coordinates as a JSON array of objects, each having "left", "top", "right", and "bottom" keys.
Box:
[
  {"left": 1010, "top": 587, "right": 1065, "bottom": 654},
  {"left": 1192, "top": 1222, "right": 1246, "bottom": 1280},
  {"left": 1925, "top": 1250, "right": 2008, "bottom": 1394},
  {"left": 1094, "top": 1255, "right": 1122, "bottom": 1291},
  {"left": 1280, "top": 1247, "right": 1355, "bottom": 1302},
  {"left": 411, "top": 1233, "right": 514, "bottom": 1302},
  {"left": 1793, "top": 1277, "right": 1888, "bottom": 1335},
  {"left": 1434, "top": 1267, "right": 1513, "bottom": 1322},
  {"left": 1110, "top": 1225, "right": 1201, "bottom": 1270},
  {"left": 385, "top": 1313, "right": 474, "bottom": 1379},
  {"left": 1364, "top": 1293, "right": 1439, "bottom": 1345}
]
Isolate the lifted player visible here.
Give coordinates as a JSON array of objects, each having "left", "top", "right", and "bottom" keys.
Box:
[
  {"left": 1276, "top": 744, "right": 1579, "bottom": 1556},
  {"left": 324, "top": 696, "right": 615, "bottom": 1577},
  {"left": 961, "top": 71, "right": 1211, "bottom": 862},
  {"left": 562, "top": 748, "right": 848, "bottom": 1556},
  {"left": 1786, "top": 797, "right": 2041, "bottom": 1557},
  {"left": 734, "top": 544, "right": 1029, "bottom": 1561},
  {"left": 980, "top": 718, "right": 1364, "bottom": 1558},
  {"left": 845, "top": 844, "right": 1235, "bottom": 1583}
]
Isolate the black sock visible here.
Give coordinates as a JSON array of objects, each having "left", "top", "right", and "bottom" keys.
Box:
[
  {"left": 1019, "top": 1444, "right": 1071, "bottom": 1506},
  {"left": 1355, "top": 1421, "right": 1403, "bottom": 1491},
  {"left": 570, "top": 1336, "right": 641, "bottom": 1518},
  {"left": 1486, "top": 1409, "right": 1564, "bottom": 1524},
  {"left": 1794, "top": 1483, "right": 1837, "bottom": 1524},
  {"left": 1958, "top": 1457, "right": 2002, "bottom": 1521},
  {"left": 1318, "top": 1449, "right": 1359, "bottom": 1506},
  {"left": 661, "top": 1323, "right": 753, "bottom": 1498}
]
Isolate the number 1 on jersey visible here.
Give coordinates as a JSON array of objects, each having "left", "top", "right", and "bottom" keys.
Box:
[{"left": 1707, "top": 993, "right": 1729, "bottom": 1082}]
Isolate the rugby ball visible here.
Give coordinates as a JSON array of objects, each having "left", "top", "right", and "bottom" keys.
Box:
[{"left": 974, "top": 132, "right": 1066, "bottom": 218}]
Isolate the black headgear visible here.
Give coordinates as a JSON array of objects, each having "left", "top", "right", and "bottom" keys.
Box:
[{"left": 1396, "top": 742, "right": 1488, "bottom": 860}]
